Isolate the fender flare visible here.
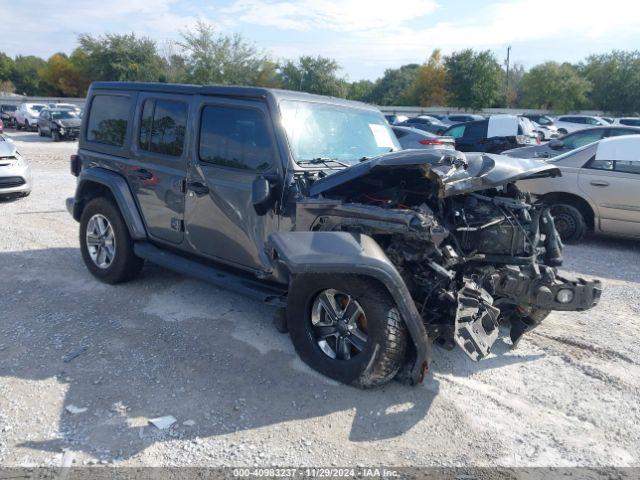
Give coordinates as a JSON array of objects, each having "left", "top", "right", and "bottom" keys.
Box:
[
  {"left": 268, "top": 231, "right": 431, "bottom": 384},
  {"left": 70, "top": 167, "right": 147, "bottom": 240}
]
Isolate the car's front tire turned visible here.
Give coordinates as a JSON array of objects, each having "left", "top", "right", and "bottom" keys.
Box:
[
  {"left": 550, "top": 203, "right": 587, "bottom": 243},
  {"left": 79, "top": 197, "right": 144, "bottom": 284},
  {"left": 287, "top": 274, "right": 407, "bottom": 388}
]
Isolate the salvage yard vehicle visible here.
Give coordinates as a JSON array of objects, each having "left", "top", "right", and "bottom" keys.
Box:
[
  {"left": 442, "top": 115, "right": 538, "bottom": 154},
  {"left": 37, "top": 108, "right": 81, "bottom": 141},
  {"left": 0, "top": 134, "right": 32, "bottom": 199},
  {"left": 0, "top": 104, "right": 17, "bottom": 128},
  {"left": 391, "top": 125, "right": 455, "bottom": 150},
  {"left": 553, "top": 115, "right": 609, "bottom": 135},
  {"left": 519, "top": 135, "right": 640, "bottom": 243},
  {"left": 14, "top": 102, "right": 46, "bottom": 131},
  {"left": 66, "top": 82, "right": 601, "bottom": 388}
]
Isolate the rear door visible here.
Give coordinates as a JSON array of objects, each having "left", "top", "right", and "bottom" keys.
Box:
[
  {"left": 456, "top": 121, "right": 488, "bottom": 152},
  {"left": 579, "top": 156, "right": 640, "bottom": 236},
  {"left": 127, "top": 93, "right": 189, "bottom": 245},
  {"left": 184, "top": 97, "right": 281, "bottom": 272}
]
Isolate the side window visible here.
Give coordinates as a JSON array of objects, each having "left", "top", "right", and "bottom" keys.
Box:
[
  {"left": 466, "top": 121, "right": 487, "bottom": 139},
  {"left": 614, "top": 160, "right": 640, "bottom": 174},
  {"left": 563, "top": 130, "right": 604, "bottom": 149},
  {"left": 87, "top": 94, "right": 130, "bottom": 147},
  {"left": 138, "top": 99, "right": 187, "bottom": 157},
  {"left": 199, "top": 105, "right": 273, "bottom": 172},
  {"left": 607, "top": 128, "right": 633, "bottom": 138},
  {"left": 586, "top": 117, "right": 600, "bottom": 125},
  {"left": 446, "top": 125, "right": 466, "bottom": 139},
  {"left": 392, "top": 128, "right": 408, "bottom": 139},
  {"left": 620, "top": 119, "right": 640, "bottom": 127}
]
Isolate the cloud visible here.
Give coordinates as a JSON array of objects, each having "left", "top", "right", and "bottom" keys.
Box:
[{"left": 221, "top": 0, "right": 439, "bottom": 32}]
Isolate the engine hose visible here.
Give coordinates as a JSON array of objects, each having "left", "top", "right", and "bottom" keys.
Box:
[{"left": 541, "top": 207, "right": 563, "bottom": 267}]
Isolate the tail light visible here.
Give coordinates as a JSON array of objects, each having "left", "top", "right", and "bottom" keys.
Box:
[
  {"left": 418, "top": 138, "right": 444, "bottom": 145},
  {"left": 70, "top": 154, "right": 81, "bottom": 177}
]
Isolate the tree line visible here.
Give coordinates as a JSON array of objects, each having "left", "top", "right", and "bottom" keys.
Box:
[{"left": 1, "top": 21, "right": 639, "bottom": 114}]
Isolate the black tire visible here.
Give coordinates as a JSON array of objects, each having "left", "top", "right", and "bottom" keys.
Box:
[
  {"left": 38, "top": 126, "right": 44, "bottom": 137},
  {"left": 51, "top": 130, "right": 60, "bottom": 142},
  {"left": 287, "top": 274, "right": 407, "bottom": 388},
  {"left": 557, "top": 128, "right": 568, "bottom": 135},
  {"left": 16, "top": 121, "right": 22, "bottom": 131},
  {"left": 79, "top": 197, "right": 144, "bottom": 284},
  {"left": 550, "top": 203, "right": 587, "bottom": 243}
]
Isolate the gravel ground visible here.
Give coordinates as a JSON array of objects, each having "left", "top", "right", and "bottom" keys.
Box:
[{"left": 0, "top": 130, "right": 639, "bottom": 468}]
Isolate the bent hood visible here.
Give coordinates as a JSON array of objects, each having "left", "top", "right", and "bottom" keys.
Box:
[
  {"left": 308, "top": 149, "right": 560, "bottom": 198},
  {"left": 56, "top": 118, "right": 81, "bottom": 128}
]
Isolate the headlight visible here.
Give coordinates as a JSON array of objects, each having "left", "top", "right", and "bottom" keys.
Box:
[
  {"left": 59, "top": 127, "right": 66, "bottom": 135},
  {"left": 556, "top": 289, "right": 574, "bottom": 304}
]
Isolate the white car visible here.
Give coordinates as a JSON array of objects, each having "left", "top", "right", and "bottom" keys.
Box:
[
  {"left": 518, "top": 135, "right": 640, "bottom": 242},
  {"left": 554, "top": 115, "right": 609, "bottom": 135},
  {"left": 613, "top": 117, "right": 640, "bottom": 127},
  {"left": 15, "top": 103, "right": 47, "bottom": 131}
]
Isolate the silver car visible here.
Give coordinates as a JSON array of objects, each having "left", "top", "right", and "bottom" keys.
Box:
[
  {"left": 554, "top": 115, "right": 609, "bottom": 135},
  {"left": 518, "top": 135, "right": 640, "bottom": 242},
  {"left": 391, "top": 125, "right": 455, "bottom": 150},
  {"left": 15, "top": 103, "right": 46, "bottom": 131},
  {"left": 0, "top": 135, "right": 32, "bottom": 199}
]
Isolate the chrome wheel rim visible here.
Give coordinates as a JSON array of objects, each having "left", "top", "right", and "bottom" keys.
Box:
[
  {"left": 310, "top": 289, "right": 368, "bottom": 360},
  {"left": 86, "top": 214, "right": 116, "bottom": 269}
]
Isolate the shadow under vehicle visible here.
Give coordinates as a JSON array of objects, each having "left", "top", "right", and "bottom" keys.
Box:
[{"left": 66, "top": 82, "right": 601, "bottom": 388}]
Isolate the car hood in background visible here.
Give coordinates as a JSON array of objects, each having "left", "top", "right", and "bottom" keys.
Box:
[
  {"left": 56, "top": 118, "right": 81, "bottom": 128},
  {"left": 308, "top": 149, "right": 560, "bottom": 198}
]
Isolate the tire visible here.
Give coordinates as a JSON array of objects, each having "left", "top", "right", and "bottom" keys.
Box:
[
  {"left": 79, "top": 197, "right": 144, "bottom": 284},
  {"left": 16, "top": 121, "right": 22, "bottom": 131},
  {"left": 51, "top": 130, "right": 60, "bottom": 142},
  {"left": 557, "top": 128, "right": 568, "bottom": 135},
  {"left": 287, "top": 274, "right": 407, "bottom": 388},
  {"left": 550, "top": 203, "right": 587, "bottom": 243},
  {"left": 24, "top": 120, "right": 30, "bottom": 131},
  {"left": 537, "top": 131, "right": 544, "bottom": 142},
  {"left": 38, "top": 126, "right": 44, "bottom": 137}
]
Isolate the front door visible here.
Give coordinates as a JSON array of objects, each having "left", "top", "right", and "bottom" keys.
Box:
[
  {"left": 184, "top": 98, "right": 281, "bottom": 273},
  {"left": 127, "top": 94, "right": 189, "bottom": 245},
  {"left": 579, "top": 157, "right": 640, "bottom": 236}
]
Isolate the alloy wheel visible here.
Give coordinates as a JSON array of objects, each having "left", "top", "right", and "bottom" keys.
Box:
[{"left": 86, "top": 214, "right": 117, "bottom": 269}]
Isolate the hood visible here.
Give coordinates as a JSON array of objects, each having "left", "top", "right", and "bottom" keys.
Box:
[
  {"left": 55, "top": 118, "right": 81, "bottom": 128},
  {"left": 0, "top": 137, "right": 18, "bottom": 164},
  {"left": 308, "top": 149, "right": 560, "bottom": 199}
]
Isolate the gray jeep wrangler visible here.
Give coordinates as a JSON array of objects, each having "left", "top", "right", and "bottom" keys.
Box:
[{"left": 67, "top": 82, "right": 601, "bottom": 388}]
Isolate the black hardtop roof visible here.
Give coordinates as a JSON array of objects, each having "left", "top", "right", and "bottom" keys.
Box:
[{"left": 90, "top": 81, "right": 377, "bottom": 111}]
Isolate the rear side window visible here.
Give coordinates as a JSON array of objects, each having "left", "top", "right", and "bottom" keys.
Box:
[
  {"left": 466, "top": 121, "right": 487, "bottom": 138},
  {"left": 620, "top": 119, "right": 640, "bottom": 127},
  {"left": 199, "top": 105, "right": 273, "bottom": 172},
  {"left": 139, "top": 99, "right": 187, "bottom": 157},
  {"left": 87, "top": 94, "right": 130, "bottom": 147},
  {"left": 446, "top": 124, "right": 466, "bottom": 139}
]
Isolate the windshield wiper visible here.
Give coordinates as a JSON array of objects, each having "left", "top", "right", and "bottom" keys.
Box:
[{"left": 297, "top": 157, "right": 350, "bottom": 168}]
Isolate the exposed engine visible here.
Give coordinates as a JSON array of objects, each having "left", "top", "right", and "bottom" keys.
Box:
[{"left": 294, "top": 155, "right": 601, "bottom": 361}]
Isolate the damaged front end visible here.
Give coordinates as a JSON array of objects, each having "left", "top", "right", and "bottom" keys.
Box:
[{"left": 296, "top": 149, "right": 602, "bottom": 363}]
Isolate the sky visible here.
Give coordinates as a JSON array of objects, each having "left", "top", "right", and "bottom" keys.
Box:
[{"left": 3, "top": 0, "right": 640, "bottom": 81}]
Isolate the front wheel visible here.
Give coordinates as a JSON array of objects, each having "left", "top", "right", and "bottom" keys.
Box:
[
  {"left": 79, "top": 197, "right": 144, "bottom": 284},
  {"left": 51, "top": 130, "right": 60, "bottom": 142},
  {"left": 550, "top": 203, "right": 587, "bottom": 243},
  {"left": 287, "top": 274, "right": 407, "bottom": 388}
]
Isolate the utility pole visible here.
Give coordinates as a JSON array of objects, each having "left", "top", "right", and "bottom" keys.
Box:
[{"left": 505, "top": 45, "right": 511, "bottom": 107}]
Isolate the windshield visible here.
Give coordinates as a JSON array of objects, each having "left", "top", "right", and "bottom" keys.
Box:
[
  {"left": 30, "top": 105, "right": 45, "bottom": 112},
  {"left": 536, "top": 116, "right": 553, "bottom": 126},
  {"left": 280, "top": 100, "right": 400, "bottom": 166},
  {"left": 51, "top": 110, "right": 78, "bottom": 120}
]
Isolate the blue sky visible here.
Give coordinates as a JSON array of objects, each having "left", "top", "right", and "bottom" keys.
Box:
[{"left": 3, "top": 0, "right": 639, "bottom": 80}]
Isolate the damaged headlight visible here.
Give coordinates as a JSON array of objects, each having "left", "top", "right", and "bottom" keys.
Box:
[{"left": 556, "top": 288, "right": 574, "bottom": 304}]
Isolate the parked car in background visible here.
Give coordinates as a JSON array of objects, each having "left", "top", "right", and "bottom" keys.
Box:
[
  {"left": 48, "top": 103, "right": 82, "bottom": 114},
  {"left": 397, "top": 115, "right": 448, "bottom": 135},
  {"left": 519, "top": 135, "right": 640, "bottom": 243},
  {"left": 0, "top": 135, "right": 32, "bottom": 199},
  {"left": 522, "top": 114, "right": 559, "bottom": 141},
  {"left": 554, "top": 115, "right": 609, "bottom": 134},
  {"left": 614, "top": 117, "right": 640, "bottom": 127},
  {"left": 391, "top": 125, "right": 455, "bottom": 150},
  {"left": 15, "top": 103, "right": 46, "bottom": 131},
  {"left": 0, "top": 104, "right": 17, "bottom": 128},
  {"left": 438, "top": 114, "right": 485, "bottom": 126},
  {"left": 442, "top": 115, "right": 537, "bottom": 153},
  {"left": 384, "top": 114, "right": 409, "bottom": 125},
  {"left": 503, "top": 126, "right": 640, "bottom": 159},
  {"left": 37, "top": 108, "right": 81, "bottom": 141},
  {"left": 601, "top": 117, "right": 614, "bottom": 124}
]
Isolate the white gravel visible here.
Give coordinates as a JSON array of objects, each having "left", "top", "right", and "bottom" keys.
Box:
[{"left": 0, "top": 130, "right": 639, "bottom": 468}]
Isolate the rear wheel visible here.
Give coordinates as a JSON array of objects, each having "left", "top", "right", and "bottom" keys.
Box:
[
  {"left": 79, "top": 197, "right": 144, "bottom": 284},
  {"left": 550, "top": 203, "right": 587, "bottom": 243},
  {"left": 287, "top": 274, "right": 407, "bottom": 388},
  {"left": 557, "top": 128, "right": 568, "bottom": 135}
]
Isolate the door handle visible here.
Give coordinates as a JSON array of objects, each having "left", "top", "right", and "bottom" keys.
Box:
[
  {"left": 187, "top": 181, "right": 209, "bottom": 196},
  {"left": 590, "top": 180, "right": 609, "bottom": 187},
  {"left": 135, "top": 168, "right": 153, "bottom": 180}
]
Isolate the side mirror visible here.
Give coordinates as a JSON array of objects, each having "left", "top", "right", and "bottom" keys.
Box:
[
  {"left": 548, "top": 139, "right": 564, "bottom": 150},
  {"left": 252, "top": 176, "right": 274, "bottom": 216}
]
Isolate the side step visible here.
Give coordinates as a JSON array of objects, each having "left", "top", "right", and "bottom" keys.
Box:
[{"left": 134, "top": 242, "right": 287, "bottom": 306}]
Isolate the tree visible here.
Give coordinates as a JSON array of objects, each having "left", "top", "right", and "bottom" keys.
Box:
[
  {"left": 582, "top": 51, "right": 640, "bottom": 114},
  {"left": 346, "top": 79, "right": 375, "bottom": 102},
  {"left": 444, "top": 50, "right": 503, "bottom": 110},
  {"left": 519, "top": 62, "right": 591, "bottom": 112},
  {"left": 0, "top": 52, "right": 14, "bottom": 81},
  {"left": 10, "top": 55, "right": 47, "bottom": 95},
  {"left": 39, "top": 53, "right": 90, "bottom": 97},
  {"left": 368, "top": 64, "right": 420, "bottom": 105},
  {"left": 76, "top": 33, "right": 163, "bottom": 82},
  {"left": 407, "top": 49, "right": 449, "bottom": 106},
  {"left": 278, "top": 56, "right": 346, "bottom": 97},
  {"left": 506, "top": 63, "right": 525, "bottom": 108},
  {"left": 0, "top": 80, "right": 15, "bottom": 93},
  {"left": 178, "top": 21, "right": 271, "bottom": 86}
]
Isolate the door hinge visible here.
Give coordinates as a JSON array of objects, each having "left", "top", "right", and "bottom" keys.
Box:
[
  {"left": 171, "top": 218, "right": 184, "bottom": 232},
  {"left": 179, "top": 179, "right": 187, "bottom": 194}
]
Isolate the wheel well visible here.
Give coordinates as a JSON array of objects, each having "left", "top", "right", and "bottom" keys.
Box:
[
  {"left": 539, "top": 192, "right": 595, "bottom": 230},
  {"left": 74, "top": 181, "right": 115, "bottom": 220}
]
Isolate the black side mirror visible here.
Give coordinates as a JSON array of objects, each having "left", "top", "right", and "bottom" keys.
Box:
[
  {"left": 252, "top": 176, "right": 274, "bottom": 216},
  {"left": 548, "top": 139, "right": 564, "bottom": 150}
]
